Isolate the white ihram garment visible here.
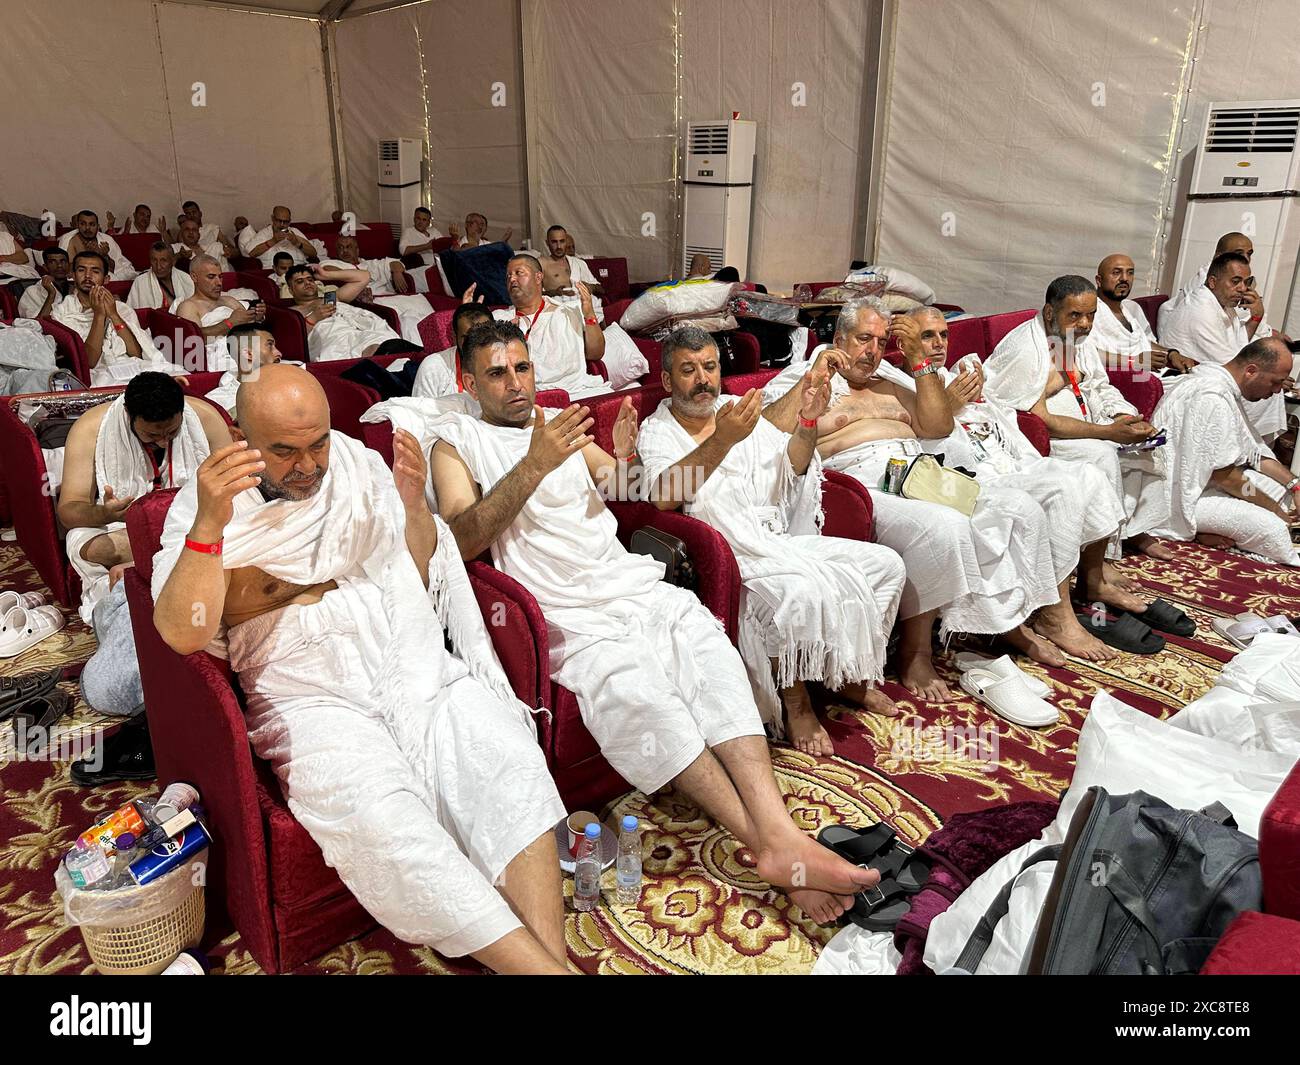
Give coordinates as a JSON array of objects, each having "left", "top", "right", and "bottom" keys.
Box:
[
  {"left": 765, "top": 359, "right": 1058, "bottom": 636},
  {"left": 412, "top": 346, "right": 458, "bottom": 398},
  {"left": 493, "top": 298, "right": 608, "bottom": 398},
  {"left": 637, "top": 397, "right": 905, "bottom": 732},
  {"left": 308, "top": 301, "right": 401, "bottom": 362},
  {"left": 930, "top": 387, "right": 1124, "bottom": 578},
  {"left": 67, "top": 396, "right": 209, "bottom": 622},
  {"left": 237, "top": 225, "right": 325, "bottom": 269},
  {"left": 1157, "top": 285, "right": 1286, "bottom": 438},
  {"left": 982, "top": 315, "right": 1168, "bottom": 550},
  {"left": 320, "top": 257, "right": 432, "bottom": 345},
  {"left": 51, "top": 293, "right": 179, "bottom": 386},
  {"left": 151, "top": 433, "right": 564, "bottom": 958},
  {"left": 0, "top": 227, "right": 38, "bottom": 280},
  {"left": 1151, "top": 363, "right": 1298, "bottom": 565},
  {"left": 426, "top": 410, "right": 763, "bottom": 792},
  {"left": 1089, "top": 298, "right": 1158, "bottom": 364},
  {"left": 126, "top": 268, "right": 195, "bottom": 311}
]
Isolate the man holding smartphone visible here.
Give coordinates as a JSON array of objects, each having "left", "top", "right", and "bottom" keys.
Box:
[
  {"left": 238, "top": 205, "right": 323, "bottom": 269},
  {"left": 175, "top": 254, "right": 266, "bottom": 372}
]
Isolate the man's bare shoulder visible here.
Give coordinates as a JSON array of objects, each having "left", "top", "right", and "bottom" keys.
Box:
[
  {"left": 63, "top": 400, "right": 109, "bottom": 453},
  {"left": 186, "top": 396, "right": 233, "bottom": 443}
]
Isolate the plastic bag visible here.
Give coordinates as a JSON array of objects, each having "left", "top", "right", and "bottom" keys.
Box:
[{"left": 54, "top": 848, "right": 207, "bottom": 929}]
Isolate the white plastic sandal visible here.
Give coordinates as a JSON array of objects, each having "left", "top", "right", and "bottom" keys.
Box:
[
  {"left": 0, "top": 591, "right": 47, "bottom": 632},
  {"left": 958, "top": 666, "right": 1058, "bottom": 728},
  {"left": 1211, "top": 613, "right": 1272, "bottom": 650},
  {"left": 951, "top": 652, "right": 1052, "bottom": 699},
  {"left": 0, "top": 605, "right": 65, "bottom": 658}
]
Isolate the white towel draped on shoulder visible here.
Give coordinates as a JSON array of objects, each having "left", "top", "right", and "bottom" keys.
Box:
[{"left": 152, "top": 431, "right": 522, "bottom": 726}]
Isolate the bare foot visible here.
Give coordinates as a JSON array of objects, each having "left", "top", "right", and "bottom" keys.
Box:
[
  {"left": 898, "top": 648, "right": 954, "bottom": 702},
  {"left": 1085, "top": 571, "right": 1148, "bottom": 615},
  {"left": 789, "top": 888, "right": 855, "bottom": 924},
  {"left": 836, "top": 681, "right": 901, "bottom": 717},
  {"left": 1101, "top": 560, "right": 1142, "bottom": 595},
  {"left": 782, "top": 685, "right": 834, "bottom": 757},
  {"left": 1131, "top": 533, "right": 1177, "bottom": 561},
  {"left": 1031, "top": 610, "right": 1117, "bottom": 663},
  {"left": 1001, "top": 624, "right": 1067, "bottom": 667},
  {"left": 1196, "top": 532, "right": 1235, "bottom": 550},
  {"left": 756, "top": 834, "right": 881, "bottom": 896}
]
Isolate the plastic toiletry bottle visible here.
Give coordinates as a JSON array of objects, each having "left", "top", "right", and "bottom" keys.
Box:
[
  {"left": 161, "top": 948, "right": 211, "bottom": 975},
  {"left": 573, "top": 822, "right": 602, "bottom": 912},
  {"left": 615, "top": 815, "right": 642, "bottom": 905}
]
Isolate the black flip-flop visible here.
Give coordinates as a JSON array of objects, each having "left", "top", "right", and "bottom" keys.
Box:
[
  {"left": 0, "top": 667, "right": 62, "bottom": 722},
  {"left": 1123, "top": 598, "right": 1195, "bottom": 638},
  {"left": 70, "top": 716, "right": 156, "bottom": 787},
  {"left": 1076, "top": 610, "right": 1165, "bottom": 655}
]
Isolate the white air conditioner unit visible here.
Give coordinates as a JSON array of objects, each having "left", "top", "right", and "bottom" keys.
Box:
[
  {"left": 376, "top": 137, "right": 425, "bottom": 240},
  {"left": 1173, "top": 100, "right": 1300, "bottom": 333},
  {"left": 682, "top": 119, "right": 757, "bottom": 279}
]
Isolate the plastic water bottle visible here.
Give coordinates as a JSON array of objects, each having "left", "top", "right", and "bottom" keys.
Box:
[
  {"left": 573, "top": 822, "right": 602, "bottom": 912},
  {"left": 615, "top": 815, "right": 642, "bottom": 905}
]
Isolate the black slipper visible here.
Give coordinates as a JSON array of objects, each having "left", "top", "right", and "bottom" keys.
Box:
[
  {"left": 1076, "top": 610, "right": 1165, "bottom": 655},
  {"left": 0, "top": 667, "right": 62, "bottom": 721},
  {"left": 70, "top": 716, "right": 155, "bottom": 787},
  {"left": 10, "top": 691, "right": 71, "bottom": 751},
  {"left": 1124, "top": 598, "right": 1195, "bottom": 638},
  {"left": 816, "top": 823, "right": 898, "bottom": 866}
]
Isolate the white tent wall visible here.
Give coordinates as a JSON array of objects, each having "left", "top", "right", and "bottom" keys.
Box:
[
  {"left": 157, "top": 3, "right": 336, "bottom": 230},
  {"left": 680, "top": 0, "right": 877, "bottom": 292},
  {"left": 0, "top": 0, "right": 335, "bottom": 228},
  {"left": 333, "top": 0, "right": 528, "bottom": 235},
  {"left": 333, "top": 6, "right": 426, "bottom": 222},
  {"left": 875, "top": 0, "right": 1195, "bottom": 316},
  {"left": 520, "top": 0, "right": 681, "bottom": 281}
]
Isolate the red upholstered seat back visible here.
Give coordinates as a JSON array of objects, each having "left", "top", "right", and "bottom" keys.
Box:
[
  {"left": 39, "top": 317, "right": 89, "bottom": 382},
  {"left": 114, "top": 233, "right": 157, "bottom": 270},
  {"left": 229, "top": 271, "right": 279, "bottom": 304},
  {"left": 584, "top": 257, "right": 630, "bottom": 301},
  {"left": 982, "top": 309, "right": 1037, "bottom": 354},
  {"left": 420, "top": 307, "right": 457, "bottom": 353},
  {"left": 0, "top": 399, "right": 70, "bottom": 604},
  {"left": 1132, "top": 293, "right": 1170, "bottom": 338},
  {"left": 1261, "top": 761, "right": 1300, "bottom": 921},
  {"left": 265, "top": 306, "right": 309, "bottom": 362},
  {"left": 946, "top": 316, "right": 988, "bottom": 365}
]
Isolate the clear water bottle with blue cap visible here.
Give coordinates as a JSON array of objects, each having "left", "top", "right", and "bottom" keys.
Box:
[
  {"left": 573, "top": 822, "right": 602, "bottom": 911},
  {"left": 615, "top": 814, "right": 642, "bottom": 905}
]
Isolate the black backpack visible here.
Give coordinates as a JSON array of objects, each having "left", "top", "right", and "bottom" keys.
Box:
[{"left": 954, "top": 786, "right": 1262, "bottom": 975}]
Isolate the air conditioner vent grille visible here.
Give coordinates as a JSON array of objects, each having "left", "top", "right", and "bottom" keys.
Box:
[
  {"left": 689, "top": 125, "right": 729, "bottom": 155},
  {"left": 1206, "top": 108, "right": 1300, "bottom": 153}
]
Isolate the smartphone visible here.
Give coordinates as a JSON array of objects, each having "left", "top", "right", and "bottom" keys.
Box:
[
  {"left": 244, "top": 299, "right": 260, "bottom": 311},
  {"left": 323, "top": 290, "right": 337, "bottom": 308}
]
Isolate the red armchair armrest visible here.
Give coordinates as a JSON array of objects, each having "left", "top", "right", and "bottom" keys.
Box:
[
  {"left": 1107, "top": 368, "right": 1164, "bottom": 422},
  {"left": 607, "top": 501, "right": 742, "bottom": 643},
  {"left": 821, "top": 469, "right": 875, "bottom": 541},
  {"left": 1016, "top": 410, "right": 1051, "bottom": 457}
]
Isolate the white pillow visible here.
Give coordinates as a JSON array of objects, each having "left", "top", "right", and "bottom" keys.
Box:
[
  {"left": 881, "top": 266, "right": 936, "bottom": 305},
  {"left": 599, "top": 323, "right": 650, "bottom": 390}
]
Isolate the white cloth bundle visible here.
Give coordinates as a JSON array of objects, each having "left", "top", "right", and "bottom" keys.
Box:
[
  {"left": 0, "top": 227, "right": 38, "bottom": 280},
  {"left": 308, "top": 301, "right": 400, "bottom": 362}
]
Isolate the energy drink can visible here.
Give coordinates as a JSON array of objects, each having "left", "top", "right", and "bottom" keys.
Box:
[{"left": 884, "top": 457, "right": 908, "bottom": 494}]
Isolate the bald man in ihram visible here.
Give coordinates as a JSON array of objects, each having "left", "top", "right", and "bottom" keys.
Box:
[{"left": 151, "top": 365, "right": 570, "bottom": 974}]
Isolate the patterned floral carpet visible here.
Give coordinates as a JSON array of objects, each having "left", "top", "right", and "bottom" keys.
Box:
[{"left": 2, "top": 538, "right": 1298, "bottom": 975}]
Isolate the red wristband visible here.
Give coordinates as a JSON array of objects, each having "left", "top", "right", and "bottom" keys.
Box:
[
  {"left": 1250, "top": 315, "right": 1263, "bottom": 323},
  {"left": 799, "top": 416, "right": 818, "bottom": 429},
  {"left": 584, "top": 316, "right": 598, "bottom": 326},
  {"left": 185, "top": 537, "right": 223, "bottom": 555}
]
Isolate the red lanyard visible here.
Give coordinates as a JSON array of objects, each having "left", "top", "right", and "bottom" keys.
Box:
[
  {"left": 1064, "top": 371, "right": 1089, "bottom": 418},
  {"left": 141, "top": 441, "right": 174, "bottom": 490},
  {"left": 517, "top": 302, "right": 547, "bottom": 342}
]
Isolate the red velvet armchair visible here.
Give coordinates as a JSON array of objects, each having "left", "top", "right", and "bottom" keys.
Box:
[{"left": 1200, "top": 760, "right": 1300, "bottom": 974}]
